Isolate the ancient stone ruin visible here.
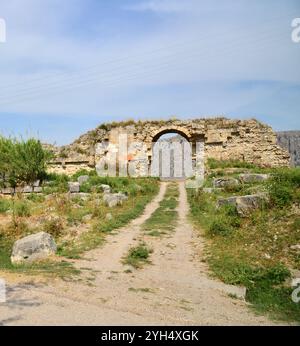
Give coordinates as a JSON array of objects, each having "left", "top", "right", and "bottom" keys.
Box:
[
  {"left": 47, "top": 117, "right": 290, "bottom": 177},
  {"left": 277, "top": 131, "right": 300, "bottom": 167}
]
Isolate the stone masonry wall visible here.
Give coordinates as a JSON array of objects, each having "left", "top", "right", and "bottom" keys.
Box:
[{"left": 47, "top": 118, "right": 290, "bottom": 176}]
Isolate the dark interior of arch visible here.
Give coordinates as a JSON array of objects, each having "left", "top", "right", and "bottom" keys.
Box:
[{"left": 152, "top": 129, "right": 190, "bottom": 142}]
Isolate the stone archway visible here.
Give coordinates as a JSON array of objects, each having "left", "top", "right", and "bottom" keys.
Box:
[{"left": 149, "top": 129, "right": 194, "bottom": 179}]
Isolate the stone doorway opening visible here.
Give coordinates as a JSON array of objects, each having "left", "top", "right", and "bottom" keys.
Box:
[{"left": 151, "top": 131, "right": 193, "bottom": 180}]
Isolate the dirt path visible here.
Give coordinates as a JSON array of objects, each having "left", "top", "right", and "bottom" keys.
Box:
[{"left": 0, "top": 182, "right": 284, "bottom": 325}]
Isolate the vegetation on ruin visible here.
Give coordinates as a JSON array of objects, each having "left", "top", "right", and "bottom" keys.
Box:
[{"left": 188, "top": 166, "right": 300, "bottom": 322}]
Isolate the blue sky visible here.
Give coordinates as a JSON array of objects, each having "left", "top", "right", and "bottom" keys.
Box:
[{"left": 0, "top": 0, "right": 299, "bottom": 145}]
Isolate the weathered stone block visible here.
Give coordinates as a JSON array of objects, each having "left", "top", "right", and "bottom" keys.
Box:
[
  {"left": 1, "top": 187, "right": 14, "bottom": 195},
  {"left": 103, "top": 192, "right": 128, "bottom": 207},
  {"left": 239, "top": 174, "right": 270, "bottom": 183},
  {"left": 100, "top": 184, "right": 111, "bottom": 193},
  {"left": 213, "top": 178, "right": 239, "bottom": 188},
  {"left": 217, "top": 196, "right": 238, "bottom": 208},
  {"left": 23, "top": 186, "right": 33, "bottom": 193},
  {"left": 217, "top": 194, "right": 267, "bottom": 217},
  {"left": 11, "top": 232, "right": 57, "bottom": 264},
  {"left": 68, "top": 182, "right": 80, "bottom": 193}
]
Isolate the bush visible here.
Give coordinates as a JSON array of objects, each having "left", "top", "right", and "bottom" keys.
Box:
[
  {"left": 43, "top": 217, "right": 64, "bottom": 238},
  {"left": 26, "top": 193, "right": 45, "bottom": 203},
  {"left": 124, "top": 243, "right": 153, "bottom": 268},
  {"left": 14, "top": 201, "right": 31, "bottom": 217},
  {"left": 268, "top": 168, "right": 300, "bottom": 208},
  {"left": 45, "top": 173, "right": 69, "bottom": 193},
  {"left": 209, "top": 217, "right": 232, "bottom": 236},
  {"left": 0, "top": 199, "right": 10, "bottom": 213}
]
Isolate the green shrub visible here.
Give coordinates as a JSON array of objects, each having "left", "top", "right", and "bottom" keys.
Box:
[
  {"left": 124, "top": 243, "right": 152, "bottom": 268},
  {"left": 43, "top": 217, "right": 64, "bottom": 238},
  {"left": 26, "top": 193, "right": 45, "bottom": 203},
  {"left": 209, "top": 217, "right": 232, "bottom": 236},
  {"left": 45, "top": 173, "right": 69, "bottom": 193},
  {"left": 267, "top": 169, "right": 300, "bottom": 207},
  {"left": 0, "top": 199, "right": 10, "bottom": 213},
  {"left": 14, "top": 201, "right": 31, "bottom": 217}
]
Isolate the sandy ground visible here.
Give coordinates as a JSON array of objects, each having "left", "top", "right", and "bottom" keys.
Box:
[{"left": 0, "top": 182, "right": 286, "bottom": 325}]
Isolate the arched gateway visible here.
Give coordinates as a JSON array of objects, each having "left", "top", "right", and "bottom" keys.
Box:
[{"left": 48, "top": 118, "right": 290, "bottom": 177}]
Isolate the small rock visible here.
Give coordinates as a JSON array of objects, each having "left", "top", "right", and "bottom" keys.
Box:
[
  {"left": 106, "top": 213, "right": 113, "bottom": 221},
  {"left": 213, "top": 177, "right": 239, "bottom": 188},
  {"left": 68, "top": 182, "right": 80, "bottom": 193},
  {"left": 225, "top": 285, "right": 247, "bottom": 300},
  {"left": 11, "top": 232, "right": 57, "bottom": 264},
  {"left": 100, "top": 184, "right": 111, "bottom": 193}
]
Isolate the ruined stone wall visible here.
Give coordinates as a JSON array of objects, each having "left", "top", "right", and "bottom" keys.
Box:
[
  {"left": 48, "top": 118, "right": 290, "bottom": 176},
  {"left": 277, "top": 131, "right": 300, "bottom": 167}
]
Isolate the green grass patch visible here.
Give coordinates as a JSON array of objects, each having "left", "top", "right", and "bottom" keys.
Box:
[
  {"left": 124, "top": 242, "right": 153, "bottom": 269},
  {"left": 142, "top": 183, "right": 179, "bottom": 237},
  {"left": 0, "top": 199, "right": 10, "bottom": 213}
]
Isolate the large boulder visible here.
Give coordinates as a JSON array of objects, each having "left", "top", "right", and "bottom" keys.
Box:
[
  {"left": 68, "top": 182, "right": 80, "bottom": 193},
  {"left": 11, "top": 232, "right": 57, "bottom": 264},
  {"left": 213, "top": 177, "right": 239, "bottom": 188},
  {"left": 235, "top": 194, "right": 267, "bottom": 217},
  {"left": 239, "top": 174, "right": 270, "bottom": 183},
  {"left": 217, "top": 194, "right": 267, "bottom": 217}
]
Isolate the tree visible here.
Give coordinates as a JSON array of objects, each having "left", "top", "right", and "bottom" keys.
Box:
[
  {"left": 0, "top": 136, "right": 53, "bottom": 188},
  {"left": 0, "top": 136, "right": 53, "bottom": 228},
  {"left": 13, "top": 138, "right": 53, "bottom": 187},
  {"left": 0, "top": 136, "right": 18, "bottom": 189}
]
